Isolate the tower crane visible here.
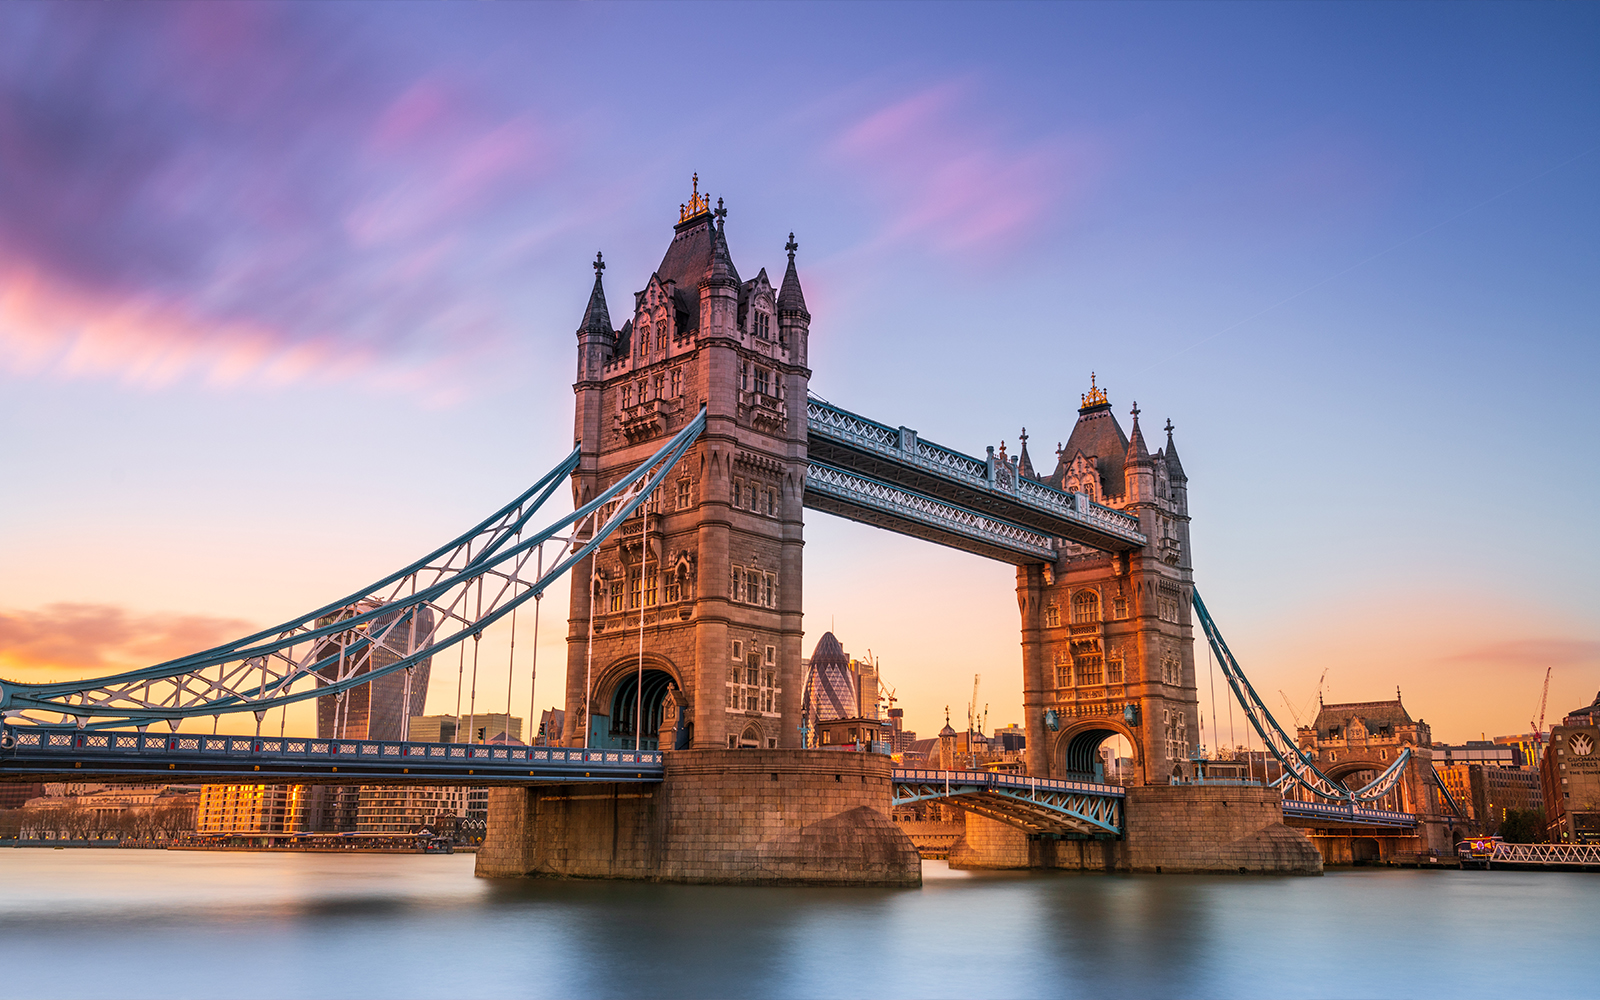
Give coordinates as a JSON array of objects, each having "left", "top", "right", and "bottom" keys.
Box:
[
  {"left": 1279, "top": 669, "right": 1327, "bottom": 730},
  {"left": 1532, "top": 666, "right": 1552, "bottom": 760}
]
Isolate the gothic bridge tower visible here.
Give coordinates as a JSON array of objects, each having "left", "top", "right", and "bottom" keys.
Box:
[
  {"left": 1017, "top": 376, "right": 1199, "bottom": 785},
  {"left": 567, "top": 177, "right": 811, "bottom": 751}
]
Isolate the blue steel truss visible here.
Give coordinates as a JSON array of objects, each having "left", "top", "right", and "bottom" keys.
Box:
[
  {"left": 1193, "top": 589, "right": 1413, "bottom": 807},
  {"left": 0, "top": 410, "right": 707, "bottom": 731},
  {"left": 805, "top": 398, "right": 1146, "bottom": 555},
  {"left": 804, "top": 461, "right": 1058, "bottom": 563},
  {"left": 0, "top": 724, "right": 663, "bottom": 784},
  {"left": 1279, "top": 799, "right": 1416, "bottom": 829},
  {"left": 891, "top": 768, "right": 1124, "bottom": 837}
]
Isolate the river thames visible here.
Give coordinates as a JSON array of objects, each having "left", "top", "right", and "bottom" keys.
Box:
[{"left": 1, "top": 850, "right": 1594, "bottom": 999}]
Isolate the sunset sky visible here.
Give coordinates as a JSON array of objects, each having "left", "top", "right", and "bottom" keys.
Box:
[{"left": 1, "top": 3, "right": 1596, "bottom": 745}]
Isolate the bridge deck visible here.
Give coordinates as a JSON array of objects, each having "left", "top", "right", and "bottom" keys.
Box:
[
  {"left": 805, "top": 400, "right": 1146, "bottom": 557},
  {"left": 1280, "top": 798, "right": 1416, "bottom": 829},
  {"left": 892, "top": 768, "right": 1125, "bottom": 837},
  {"left": 0, "top": 727, "right": 663, "bottom": 785}
]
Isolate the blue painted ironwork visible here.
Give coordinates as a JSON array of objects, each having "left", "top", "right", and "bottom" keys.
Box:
[
  {"left": 1193, "top": 589, "right": 1413, "bottom": 806},
  {"left": 891, "top": 768, "right": 1124, "bottom": 837},
  {"left": 0, "top": 410, "right": 707, "bottom": 730},
  {"left": 805, "top": 398, "right": 1146, "bottom": 555},
  {"left": 804, "top": 461, "right": 1057, "bottom": 563},
  {"left": 1280, "top": 798, "right": 1417, "bottom": 829},
  {"left": 0, "top": 724, "right": 663, "bottom": 784}
]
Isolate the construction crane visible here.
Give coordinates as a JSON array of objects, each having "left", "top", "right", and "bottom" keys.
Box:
[
  {"left": 1279, "top": 669, "right": 1328, "bottom": 729},
  {"left": 1532, "top": 666, "right": 1552, "bottom": 760}
]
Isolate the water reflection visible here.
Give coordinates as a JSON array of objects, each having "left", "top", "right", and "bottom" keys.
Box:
[{"left": 0, "top": 851, "right": 1595, "bottom": 999}]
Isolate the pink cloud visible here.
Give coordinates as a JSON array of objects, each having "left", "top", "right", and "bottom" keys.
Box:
[
  {"left": 0, "top": 254, "right": 464, "bottom": 401},
  {"left": 828, "top": 80, "right": 1106, "bottom": 258},
  {"left": 0, "top": 603, "right": 256, "bottom": 678},
  {"left": 1443, "top": 638, "right": 1600, "bottom": 668}
]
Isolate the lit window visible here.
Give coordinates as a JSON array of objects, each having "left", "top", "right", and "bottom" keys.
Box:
[
  {"left": 665, "top": 572, "right": 681, "bottom": 603},
  {"left": 653, "top": 374, "right": 664, "bottom": 399},
  {"left": 644, "top": 570, "right": 657, "bottom": 607},
  {"left": 1045, "top": 605, "right": 1060, "bottom": 628},
  {"left": 628, "top": 571, "right": 641, "bottom": 610},
  {"left": 608, "top": 580, "right": 623, "bottom": 613}
]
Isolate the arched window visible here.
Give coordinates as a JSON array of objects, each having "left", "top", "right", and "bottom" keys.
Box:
[{"left": 1072, "top": 590, "right": 1101, "bottom": 625}]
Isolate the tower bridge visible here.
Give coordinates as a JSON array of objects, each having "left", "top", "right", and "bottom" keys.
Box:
[{"left": 0, "top": 178, "right": 1449, "bottom": 880}]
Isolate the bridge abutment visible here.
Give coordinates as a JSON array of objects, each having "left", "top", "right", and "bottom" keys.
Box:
[{"left": 476, "top": 749, "right": 921, "bottom": 885}]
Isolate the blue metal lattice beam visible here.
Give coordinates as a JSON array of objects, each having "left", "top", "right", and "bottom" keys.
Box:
[{"left": 891, "top": 768, "right": 1124, "bottom": 837}]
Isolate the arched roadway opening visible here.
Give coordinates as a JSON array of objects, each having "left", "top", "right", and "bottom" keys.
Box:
[
  {"left": 1055, "top": 720, "right": 1141, "bottom": 784},
  {"left": 591, "top": 658, "right": 679, "bottom": 751}
]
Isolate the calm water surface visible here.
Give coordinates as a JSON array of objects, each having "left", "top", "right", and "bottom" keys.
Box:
[{"left": 0, "top": 850, "right": 1594, "bottom": 999}]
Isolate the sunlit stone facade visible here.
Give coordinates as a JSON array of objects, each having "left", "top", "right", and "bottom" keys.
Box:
[{"left": 566, "top": 178, "right": 810, "bottom": 752}]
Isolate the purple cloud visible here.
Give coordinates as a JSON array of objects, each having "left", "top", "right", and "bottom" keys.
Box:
[
  {"left": 827, "top": 80, "right": 1106, "bottom": 260},
  {"left": 0, "top": 6, "right": 572, "bottom": 399}
]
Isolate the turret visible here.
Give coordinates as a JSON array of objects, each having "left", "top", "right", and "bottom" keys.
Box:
[
  {"left": 777, "top": 233, "right": 810, "bottom": 367},
  {"left": 1123, "top": 402, "right": 1155, "bottom": 504},
  {"left": 576, "top": 251, "right": 613, "bottom": 382},
  {"left": 699, "top": 198, "right": 741, "bottom": 341},
  {"left": 1162, "top": 419, "right": 1188, "bottom": 515}
]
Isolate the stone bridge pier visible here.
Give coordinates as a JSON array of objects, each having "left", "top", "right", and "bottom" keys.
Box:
[{"left": 476, "top": 749, "right": 920, "bottom": 885}]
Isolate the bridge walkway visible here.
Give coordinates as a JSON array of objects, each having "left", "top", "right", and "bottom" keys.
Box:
[
  {"left": 0, "top": 726, "right": 662, "bottom": 785},
  {"left": 805, "top": 399, "right": 1146, "bottom": 562}
]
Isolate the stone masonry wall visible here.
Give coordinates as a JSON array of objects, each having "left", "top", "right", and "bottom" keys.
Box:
[
  {"left": 476, "top": 748, "right": 921, "bottom": 886},
  {"left": 948, "top": 812, "right": 1122, "bottom": 871},
  {"left": 1122, "top": 785, "right": 1322, "bottom": 874}
]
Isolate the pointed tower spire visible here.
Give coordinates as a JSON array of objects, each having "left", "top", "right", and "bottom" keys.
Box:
[
  {"left": 1018, "top": 427, "right": 1037, "bottom": 478},
  {"left": 1126, "top": 402, "right": 1153, "bottom": 467},
  {"left": 706, "top": 198, "right": 738, "bottom": 286},
  {"left": 578, "top": 251, "right": 612, "bottom": 336},
  {"left": 1162, "top": 418, "right": 1186, "bottom": 481},
  {"left": 777, "top": 232, "right": 809, "bottom": 318}
]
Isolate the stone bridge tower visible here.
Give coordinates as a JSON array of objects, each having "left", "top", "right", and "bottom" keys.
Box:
[
  {"left": 566, "top": 177, "right": 811, "bottom": 752},
  {"left": 1017, "top": 377, "right": 1199, "bottom": 785}
]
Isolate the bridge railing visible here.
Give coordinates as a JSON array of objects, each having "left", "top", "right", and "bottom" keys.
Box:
[
  {"left": 891, "top": 768, "right": 1126, "bottom": 799},
  {"left": 1489, "top": 842, "right": 1600, "bottom": 865},
  {"left": 1, "top": 725, "right": 663, "bottom": 776},
  {"left": 805, "top": 463, "right": 1057, "bottom": 561},
  {"left": 1280, "top": 798, "right": 1416, "bottom": 827},
  {"left": 806, "top": 399, "right": 1143, "bottom": 543}
]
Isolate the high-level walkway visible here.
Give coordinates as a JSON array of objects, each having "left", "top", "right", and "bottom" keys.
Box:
[{"left": 805, "top": 399, "right": 1147, "bottom": 562}]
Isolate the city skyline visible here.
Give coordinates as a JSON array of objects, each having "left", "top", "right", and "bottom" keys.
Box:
[{"left": 2, "top": 4, "right": 1598, "bottom": 744}]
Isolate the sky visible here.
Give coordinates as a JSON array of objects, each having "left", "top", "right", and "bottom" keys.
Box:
[{"left": 0, "top": 2, "right": 1596, "bottom": 746}]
